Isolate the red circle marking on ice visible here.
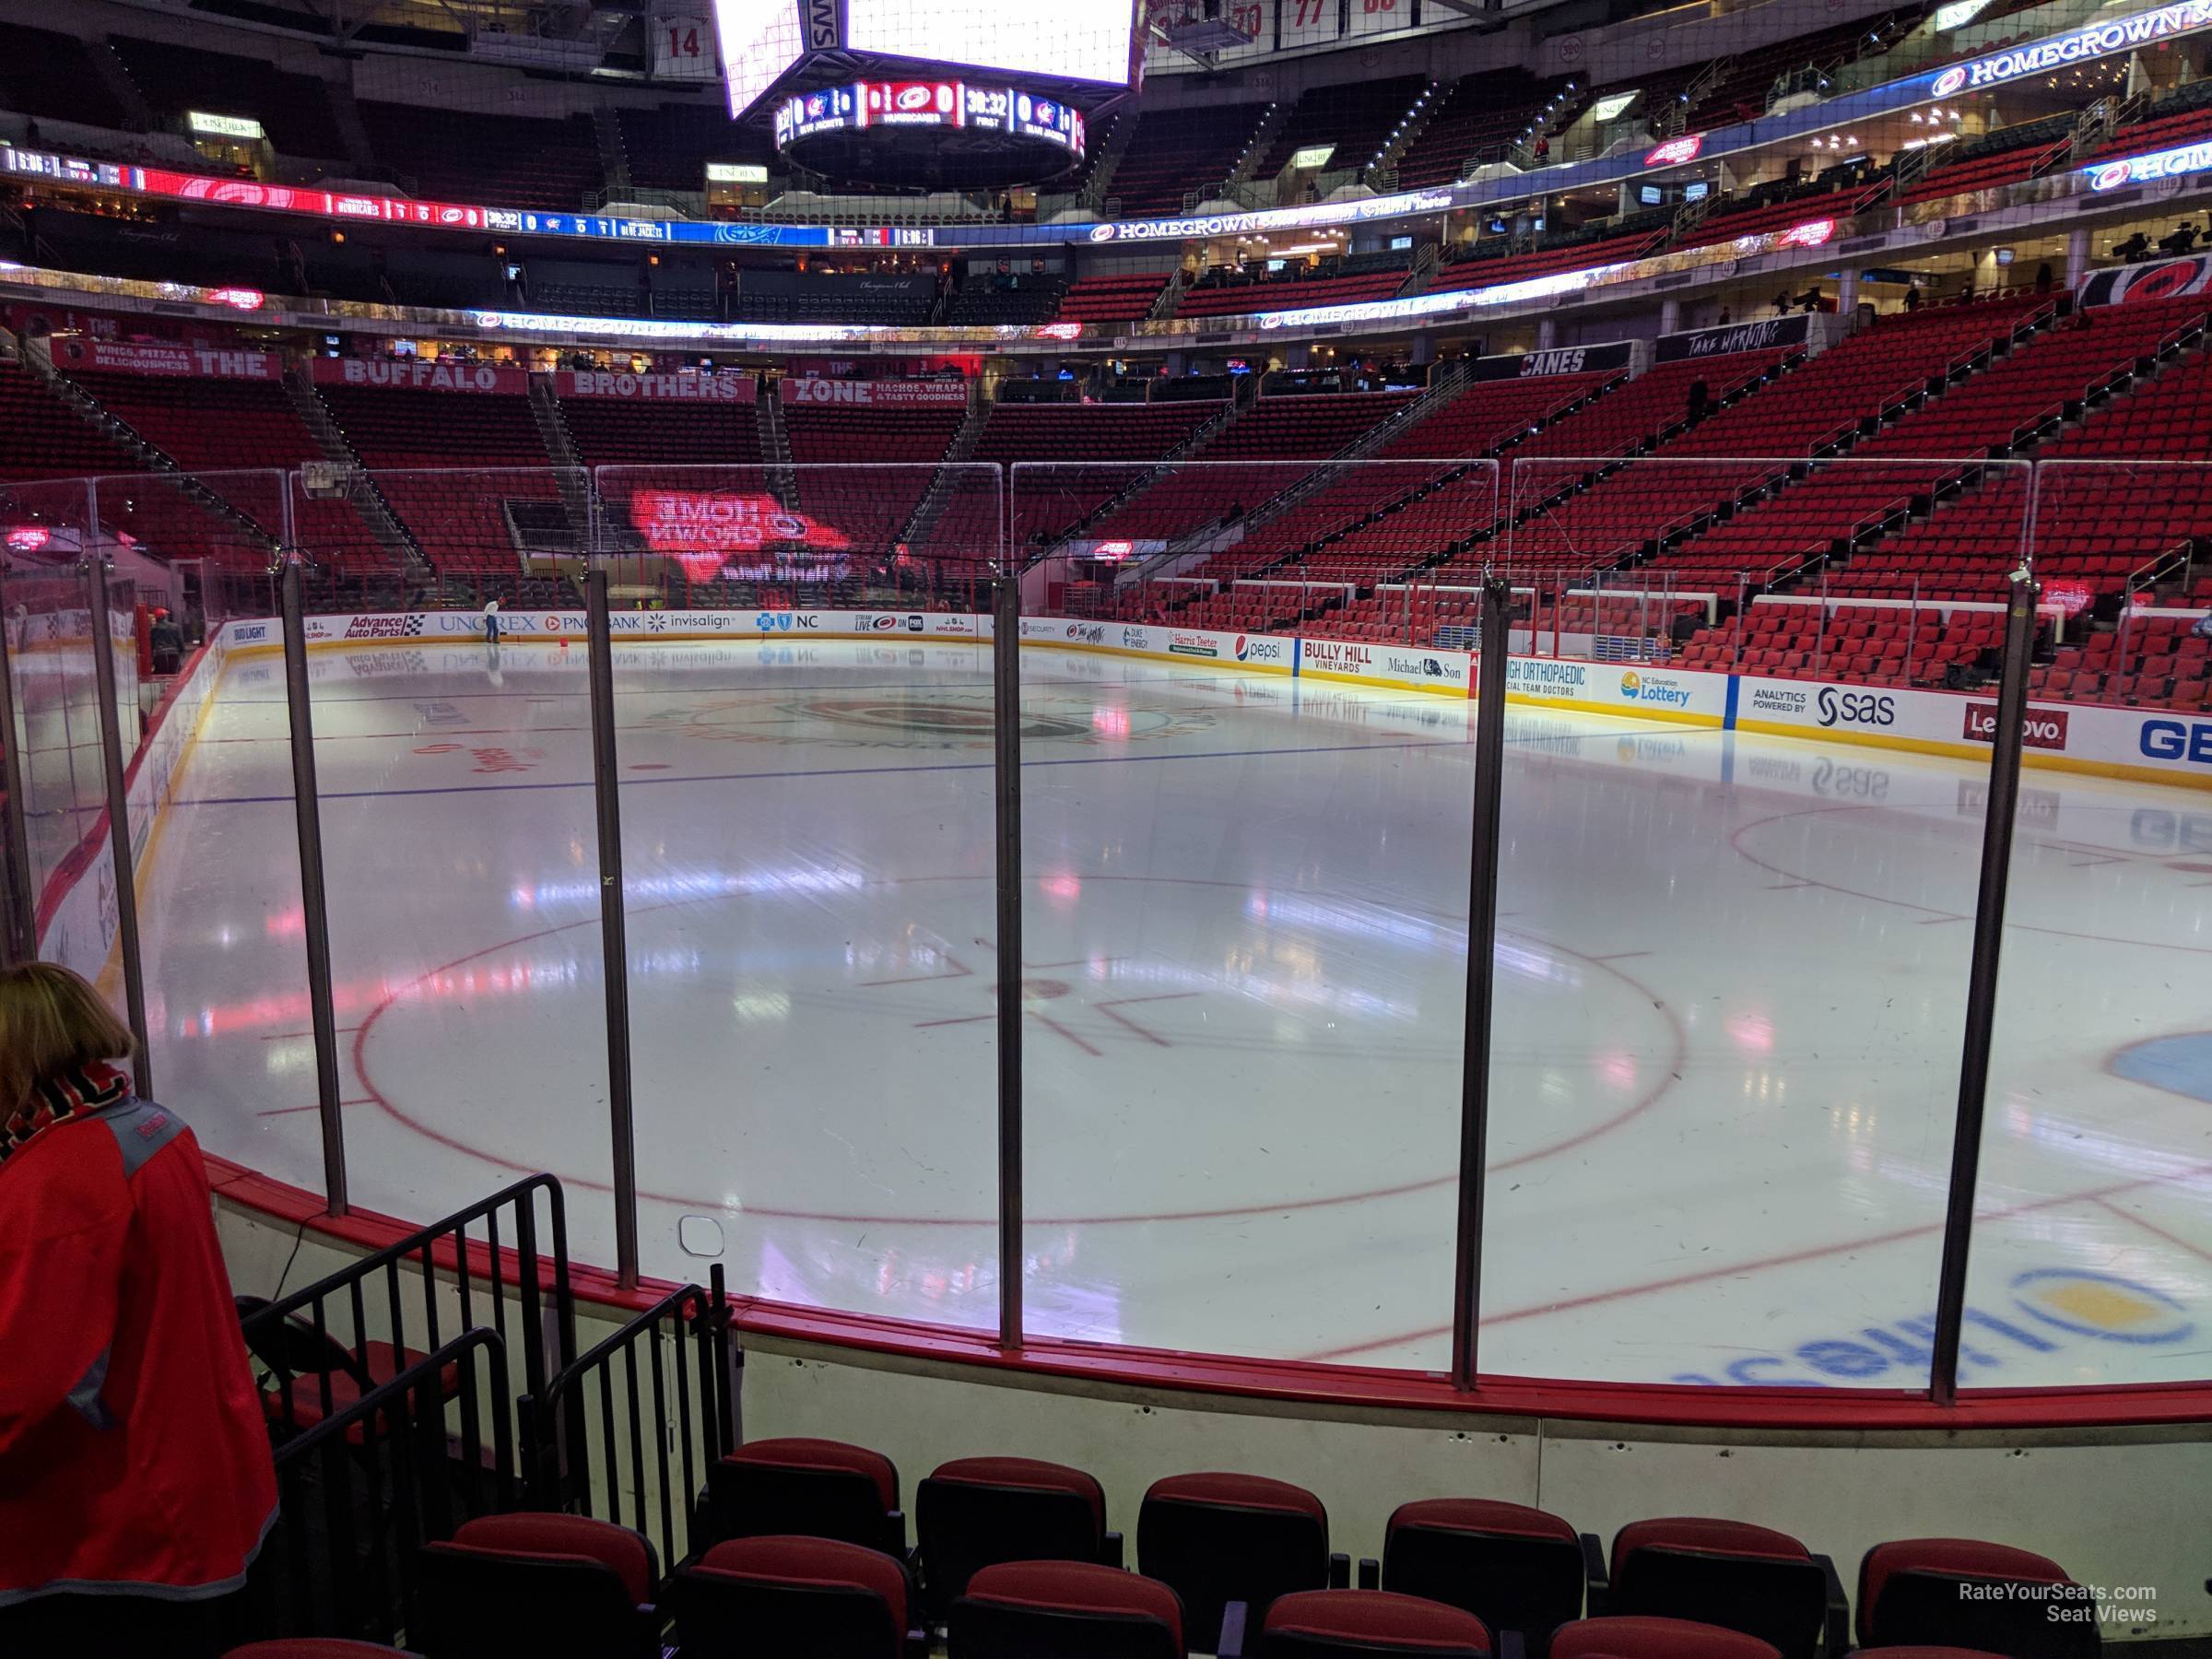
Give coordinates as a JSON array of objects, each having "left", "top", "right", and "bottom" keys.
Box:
[{"left": 347, "top": 873, "right": 1687, "bottom": 1229}]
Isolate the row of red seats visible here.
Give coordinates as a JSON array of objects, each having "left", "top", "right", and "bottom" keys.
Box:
[{"left": 232, "top": 1436, "right": 2098, "bottom": 1659}]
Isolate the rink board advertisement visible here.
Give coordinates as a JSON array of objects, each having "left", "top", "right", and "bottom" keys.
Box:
[
  {"left": 206, "top": 613, "right": 2212, "bottom": 788},
  {"left": 37, "top": 627, "right": 230, "bottom": 984}
]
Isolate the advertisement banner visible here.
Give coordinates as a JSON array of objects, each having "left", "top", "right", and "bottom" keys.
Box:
[
  {"left": 1653, "top": 312, "right": 1811, "bottom": 363},
  {"left": 2077, "top": 253, "right": 2212, "bottom": 310},
  {"left": 779, "top": 376, "right": 971, "bottom": 406},
  {"left": 312, "top": 357, "right": 532, "bottom": 394},
  {"left": 1469, "top": 341, "right": 1634, "bottom": 381},
  {"left": 1301, "top": 637, "right": 1471, "bottom": 693},
  {"left": 51, "top": 337, "right": 281, "bottom": 380},
  {"left": 559, "top": 369, "right": 758, "bottom": 402}
]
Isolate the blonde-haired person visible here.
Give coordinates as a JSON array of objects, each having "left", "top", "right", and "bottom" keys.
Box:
[{"left": 0, "top": 962, "right": 277, "bottom": 1657}]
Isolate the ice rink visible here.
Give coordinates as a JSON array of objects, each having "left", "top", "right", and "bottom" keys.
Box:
[{"left": 134, "top": 635, "right": 2212, "bottom": 1389}]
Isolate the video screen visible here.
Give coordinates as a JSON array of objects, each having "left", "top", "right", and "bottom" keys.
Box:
[{"left": 716, "top": 0, "right": 1135, "bottom": 117}]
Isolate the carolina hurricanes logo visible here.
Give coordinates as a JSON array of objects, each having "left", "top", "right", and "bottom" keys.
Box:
[
  {"left": 897, "top": 85, "right": 932, "bottom": 112},
  {"left": 1932, "top": 65, "right": 1969, "bottom": 98},
  {"left": 2124, "top": 258, "right": 2208, "bottom": 301},
  {"left": 2091, "top": 160, "right": 2133, "bottom": 191},
  {"left": 1642, "top": 135, "right": 1702, "bottom": 167}
]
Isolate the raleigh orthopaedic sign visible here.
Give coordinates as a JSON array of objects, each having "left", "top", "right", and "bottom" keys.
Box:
[{"left": 1929, "top": 0, "right": 2212, "bottom": 97}]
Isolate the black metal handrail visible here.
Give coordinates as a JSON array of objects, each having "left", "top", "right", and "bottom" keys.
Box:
[
  {"left": 519, "top": 1263, "right": 738, "bottom": 1586},
  {"left": 240, "top": 1173, "right": 573, "bottom": 1453},
  {"left": 250, "top": 1325, "right": 514, "bottom": 1648}
]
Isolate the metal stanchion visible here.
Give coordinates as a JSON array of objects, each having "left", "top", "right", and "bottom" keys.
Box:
[
  {"left": 0, "top": 577, "right": 36, "bottom": 965},
  {"left": 1929, "top": 569, "right": 2041, "bottom": 1405},
  {"left": 586, "top": 567, "right": 642, "bottom": 1290},
  {"left": 277, "top": 560, "right": 350, "bottom": 1211},
  {"left": 993, "top": 573, "right": 1025, "bottom": 1351},
  {"left": 1450, "top": 574, "right": 1513, "bottom": 1392},
  {"left": 82, "top": 559, "right": 151, "bottom": 1096}
]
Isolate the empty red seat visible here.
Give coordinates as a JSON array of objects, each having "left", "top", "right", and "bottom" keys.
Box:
[
  {"left": 1550, "top": 1617, "right": 1780, "bottom": 1658},
  {"left": 1139, "top": 1472, "right": 1332, "bottom": 1652},
  {"left": 1382, "top": 1499, "right": 1583, "bottom": 1652},
  {"left": 707, "top": 1436, "right": 903, "bottom": 1556},
  {"left": 1259, "top": 1588, "right": 1490, "bottom": 1656},
  {"left": 950, "top": 1559, "right": 1184, "bottom": 1658},
  {"left": 1596, "top": 1518, "right": 1841, "bottom": 1659},
  {"left": 673, "top": 1535, "right": 913, "bottom": 1659},
  {"left": 917, "top": 1456, "right": 1112, "bottom": 1618},
  {"left": 1857, "top": 1539, "right": 2095, "bottom": 1658},
  {"left": 414, "top": 1513, "right": 659, "bottom": 1659}
]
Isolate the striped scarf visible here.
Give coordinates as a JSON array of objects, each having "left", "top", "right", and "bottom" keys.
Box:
[{"left": 0, "top": 1062, "right": 130, "bottom": 1168}]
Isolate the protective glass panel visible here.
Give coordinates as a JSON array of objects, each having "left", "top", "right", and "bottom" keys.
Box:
[
  {"left": 594, "top": 460, "right": 1005, "bottom": 1330},
  {"left": 1013, "top": 455, "right": 1497, "bottom": 1362},
  {"left": 1958, "top": 458, "right": 2212, "bottom": 1388},
  {"left": 1475, "top": 453, "right": 2030, "bottom": 1387},
  {"left": 100, "top": 469, "right": 324, "bottom": 1200},
  {"left": 1, "top": 479, "right": 106, "bottom": 947}
]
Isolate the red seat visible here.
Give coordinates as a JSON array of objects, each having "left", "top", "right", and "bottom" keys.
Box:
[
  {"left": 1382, "top": 1499, "right": 1583, "bottom": 1653},
  {"left": 917, "top": 1456, "right": 1112, "bottom": 1619},
  {"left": 951, "top": 1559, "right": 1184, "bottom": 1659},
  {"left": 707, "top": 1436, "right": 903, "bottom": 1556},
  {"left": 1550, "top": 1617, "right": 1781, "bottom": 1658},
  {"left": 1856, "top": 1539, "right": 2093, "bottom": 1658},
  {"left": 1140, "top": 1472, "right": 1332, "bottom": 1652},
  {"left": 675, "top": 1535, "right": 912, "bottom": 1659},
  {"left": 1600, "top": 1518, "right": 1840, "bottom": 1659},
  {"left": 415, "top": 1513, "right": 659, "bottom": 1659},
  {"left": 1259, "top": 1588, "right": 1490, "bottom": 1656},
  {"left": 223, "top": 1644, "right": 417, "bottom": 1657}
]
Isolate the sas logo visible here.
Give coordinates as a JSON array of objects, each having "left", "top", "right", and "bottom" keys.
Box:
[
  {"left": 2140, "top": 717, "right": 2212, "bottom": 765},
  {"left": 232, "top": 623, "right": 269, "bottom": 643},
  {"left": 1817, "top": 686, "right": 1895, "bottom": 728},
  {"left": 1931, "top": 64, "right": 1969, "bottom": 98}
]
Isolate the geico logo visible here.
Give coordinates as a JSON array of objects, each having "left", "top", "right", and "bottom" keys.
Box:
[
  {"left": 1817, "top": 687, "right": 1895, "bottom": 727},
  {"left": 2127, "top": 807, "right": 2212, "bottom": 853},
  {"left": 2140, "top": 717, "right": 2212, "bottom": 764}
]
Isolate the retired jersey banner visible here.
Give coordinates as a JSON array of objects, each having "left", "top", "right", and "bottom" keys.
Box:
[
  {"left": 52, "top": 337, "right": 281, "bottom": 380},
  {"left": 312, "top": 357, "right": 532, "bottom": 394},
  {"left": 780, "top": 377, "right": 971, "bottom": 407}
]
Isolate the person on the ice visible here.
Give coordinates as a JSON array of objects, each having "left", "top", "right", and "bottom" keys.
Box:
[
  {"left": 0, "top": 963, "right": 278, "bottom": 1657},
  {"left": 483, "top": 594, "right": 502, "bottom": 645}
]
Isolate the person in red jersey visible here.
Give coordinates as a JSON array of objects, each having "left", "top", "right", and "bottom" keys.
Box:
[{"left": 0, "top": 963, "right": 278, "bottom": 1657}]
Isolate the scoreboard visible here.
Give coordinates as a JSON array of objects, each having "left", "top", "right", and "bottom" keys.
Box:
[{"left": 714, "top": 0, "right": 1139, "bottom": 119}]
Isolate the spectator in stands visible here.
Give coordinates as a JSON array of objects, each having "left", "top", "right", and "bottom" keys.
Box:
[
  {"left": 148, "top": 608, "right": 182, "bottom": 676},
  {"left": 1533, "top": 134, "right": 1550, "bottom": 162},
  {"left": 1903, "top": 284, "right": 1923, "bottom": 312},
  {"left": 2034, "top": 260, "right": 2054, "bottom": 294},
  {"left": 0, "top": 963, "right": 277, "bottom": 1659},
  {"left": 1772, "top": 288, "right": 1792, "bottom": 316}
]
